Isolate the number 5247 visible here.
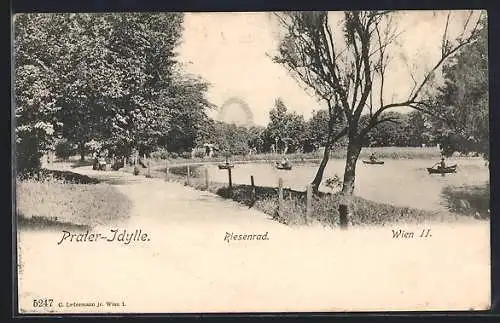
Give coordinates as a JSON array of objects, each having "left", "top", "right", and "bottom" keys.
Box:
[{"left": 33, "top": 299, "right": 53, "bottom": 307}]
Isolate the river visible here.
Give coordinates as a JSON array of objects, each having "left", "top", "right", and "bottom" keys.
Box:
[{"left": 206, "top": 158, "right": 489, "bottom": 213}]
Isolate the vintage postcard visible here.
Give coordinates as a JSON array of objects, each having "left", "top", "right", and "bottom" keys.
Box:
[{"left": 13, "top": 10, "right": 490, "bottom": 314}]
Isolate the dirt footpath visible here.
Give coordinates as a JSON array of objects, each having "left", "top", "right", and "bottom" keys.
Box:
[{"left": 17, "top": 168, "right": 491, "bottom": 313}]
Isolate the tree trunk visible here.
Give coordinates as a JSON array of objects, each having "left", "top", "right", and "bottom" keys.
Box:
[
  {"left": 79, "top": 143, "right": 85, "bottom": 161},
  {"left": 310, "top": 126, "right": 348, "bottom": 195},
  {"left": 339, "top": 138, "right": 362, "bottom": 229},
  {"left": 311, "top": 142, "right": 331, "bottom": 194}
]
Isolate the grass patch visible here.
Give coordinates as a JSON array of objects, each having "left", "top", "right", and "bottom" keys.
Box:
[
  {"left": 441, "top": 183, "right": 490, "bottom": 219},
  {"left": 69, "top": 159, "right": 95, "bottom": 168},
  {"left": 18, "top": 215, "right": 92, "bottom": 232},
  {"left": 18, "top": 168, "right": 100, "bottom": 184},
  {"left": 16, "top": 173, "right": 133, "bottom": 230},
  {"left": 214, "top": 185, "right": 454, "bottom": 227},
  {"left": 349, "top": 146, "right": 442, "bottom": 160}
]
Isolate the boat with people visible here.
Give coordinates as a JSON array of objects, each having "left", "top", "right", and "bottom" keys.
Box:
[
  {"left": 218, "top": 162, "right": 234, "bottom": 170},
  {"left": 427, "top": 157, "right": 457, "bottom": 174},
  {"left": 363, "top": 153, "right": 384, "bottom": 165},
  {"left": 275, "top": 156, "right": 292, "bottom": 170},
  {"left": 218, "top": 156, "right": 235, "bottom": 170},
  {"left": 427, "top": 164, "right": 457, "bottom": 174},
  {"left": 275, "top": 162, "right": 292, "bottom": 170},
  {"left": 362, "top": 160, "right": 385, "bottom": 165}
]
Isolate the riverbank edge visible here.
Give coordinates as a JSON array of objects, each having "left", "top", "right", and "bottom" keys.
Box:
[{"left": 126, "top": 164, "right": 473, "bottom": 228}]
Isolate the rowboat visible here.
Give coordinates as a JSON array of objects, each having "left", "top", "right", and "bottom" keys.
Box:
[
  {"left": 426, "top": 164, "right": 457, "bottom": 174},
  {"left": 275, "top": 162, "right": 292, "bottom": 170},
  {"left": 218, "top": 163, "right": 234, "bottom": 170},
  {"left": 362, "top": 160, "right": 385, "bottom": 165}
]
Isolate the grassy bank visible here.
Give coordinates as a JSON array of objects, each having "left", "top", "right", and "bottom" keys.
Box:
[
  {"left": 16, "top": 170, "right": 133, "bottom": 230},
  {"left": 156, "top": 165, "right": 461, "bottom": 227},
  {"left": 441, "top": 183, "right": 490, "bottom": 219}
]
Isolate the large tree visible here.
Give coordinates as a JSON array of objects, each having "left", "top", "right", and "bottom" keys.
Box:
[
  {"left": 14, "top": 14, "right": 63, "bottom": 173},
  {"left": 158, "top": 73, "right": 214, "bottom": 154},
  {"left": 405, "top": 110, "right": 432, "bottom": 147},
  {"left": 273, "top": 11, "right": 484, "bottom": 228},
  {"left": 15, "top": 13, "right": 214, "bottom": 169},
  {"left": 427, "top": 15, "right": 488, "bottom": 159},
  {"left": 304, "top": 108, "right": 347, "bottom": 152},
  {"left": 264, "top": 98, "right": 307, "bottom": 154}
]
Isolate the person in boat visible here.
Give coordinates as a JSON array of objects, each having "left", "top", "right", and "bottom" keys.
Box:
[
  {"left": 369, "top": 153, "right": 378, "bottom": 162},
  {"left": 433, "top": 157, "right": 446, "bottom": 170},
  {"left": 280, "top": 156, "right": 290, "bottom": 167}
]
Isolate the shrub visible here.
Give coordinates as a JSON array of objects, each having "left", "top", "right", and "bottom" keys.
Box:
[
  {"left": 55, "top": 140, "right": 76, "bottom": 160},
  {"left": 441, "top": 183, "right": 490, "bottom": 219},
  {"left": 194, "top": 150, "right": 206, "bottom": 158},
  {"left": 168, "top": 152, "right": 179, "bottom": 159},
  {"left": 168, "top": 165, "right": 201, "bottom": 177},
  {"left": 17, "top": 169, "right": 100, "bottom": 184},
  {"left": 150, "top": 148, "right": 169, "bottom": 160},
  {"left": 325, "top": 174, "right": 342, "bottom": 192},
  {"left": 16, "top": 135, "right": 43, "bottom": 175},
  {"left": 180, "top": 151, "right": 192, "bottom": 159}
]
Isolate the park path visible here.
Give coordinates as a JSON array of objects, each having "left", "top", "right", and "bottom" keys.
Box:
[{"left": 17, "top": 166, "right": 490, "bottom": 313}]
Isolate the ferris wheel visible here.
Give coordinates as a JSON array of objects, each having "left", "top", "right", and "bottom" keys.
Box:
[{"left": 217, "top": 96, "right": 254, "bottom": 127}]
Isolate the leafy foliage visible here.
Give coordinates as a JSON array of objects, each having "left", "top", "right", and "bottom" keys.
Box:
[
  {"left": 427, "top": 16, "right": 488, "bottom": 159},
  {"left": 360, "top": 111, "right": 434, "bottom": 148},
  {"left": 14, "top": 13, "right": 214, "bottom": 173},
  {"left": 272, "top": 10, "right": 484, "bottom": 227},
  {"left": 262, "top": 98, "right": 306, "bottom": 153},
  {"left": 54, "top": 139, "right": 76, "bottom": 160}
]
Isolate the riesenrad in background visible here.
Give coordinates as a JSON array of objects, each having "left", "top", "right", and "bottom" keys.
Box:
[{"left": 216, "top": 96, "right": 254, "bottom": 128}]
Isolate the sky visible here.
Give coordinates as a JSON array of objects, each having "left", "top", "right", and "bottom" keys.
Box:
[{"left": 176, "top": 11, "right": 485, "bottom": 126}]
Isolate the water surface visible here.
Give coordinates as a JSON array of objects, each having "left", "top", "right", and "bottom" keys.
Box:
[{"left": 207, "top": 158, "right": 489, "bottom": 213}]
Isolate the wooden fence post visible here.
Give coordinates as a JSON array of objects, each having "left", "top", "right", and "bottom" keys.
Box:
[
  {"left": 204, "top": 166, "right": 209, "bottom": 189},
  {"left": 165, "top": 160, "right": 170, "bottom": 181},
  {"left": 147, "top": 159, "right": 151, "bottom": 177},
  {"left": 251, "top": 175, "right": 256, "bottom": 203},
  {"left": 278, "top": 178, "right": 283, "bottom": 215},
  {"left": 306, "top": 185, "right": 312, "bottom": 218},
  {"left": 186, "top": 165, "right": 191, "bottom": 185},
  {"left": 227, "top": 167, "right": 233, "bottom": 197}
]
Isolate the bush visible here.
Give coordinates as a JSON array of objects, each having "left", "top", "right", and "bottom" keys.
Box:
[
  {"left": 168, "top": 165, "right": 201, "bottom": 177},
  {"left": 150, "top": 148, "right": 169, "bottom": 160},
  {"left": 16, "top": 135, "right": 46, "bottom": 176},
  {"left": 194, "top": 150, "right": 206, "bottom": 158},
  {"left": 180, "top": 151, "right": 192, "bottom": 159},
  {"left": 325, "top": 175, "right": 342, "bottom": 192},
  {"left": 441, "top": 183, "right": 490, "bottom": 219},
  {"left": 55, "top": 140, "right": 76, "bottom": 160},
  {"left": 168, "top": 152, "right": 179, "bottom": 159},
  {"left": 17, "top": 169, "right": 100, "bottom": 184},
  {"left": 111, "top": 159, "right": 124, "bottom": 171}
]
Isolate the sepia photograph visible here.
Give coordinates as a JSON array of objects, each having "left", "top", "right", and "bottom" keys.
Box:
[{"left": 13, "top": 10, "right": 490, "bottom": 314}]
